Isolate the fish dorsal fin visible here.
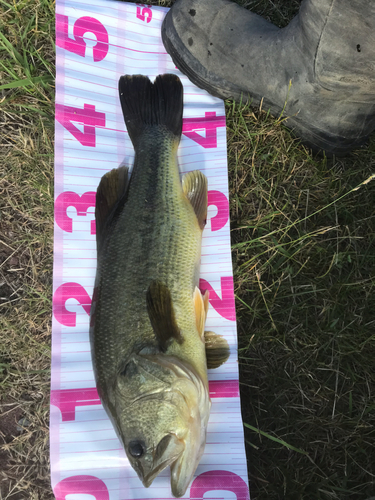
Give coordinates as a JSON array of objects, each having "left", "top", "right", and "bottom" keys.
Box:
[
  {"left": 182, "top": 170, "right": 208, "bottom": 230},
  {"left": 95, "top": 166, "right": 129, "bottom": 251},
  {"left": 146, "top": 280, "right": 183, "bottom": 352},
  {"left": 204, "top": 331, "right": 230, "bottom": 369},
  {"left": 193, "top": 286, "right": 207, "bottom": 340}
]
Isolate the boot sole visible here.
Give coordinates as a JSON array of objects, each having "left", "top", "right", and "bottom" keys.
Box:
[{"left": 162, "top": 15, "right": 370, "bottom": 157}]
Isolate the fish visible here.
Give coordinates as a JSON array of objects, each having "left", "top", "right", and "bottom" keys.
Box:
[{"left": 90, "top": 74, "right": 230, "bottom": 498}]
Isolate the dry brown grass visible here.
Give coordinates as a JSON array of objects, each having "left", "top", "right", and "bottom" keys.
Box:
[{"left": 1, "top": 0, "right": 54, "bottom": 497}]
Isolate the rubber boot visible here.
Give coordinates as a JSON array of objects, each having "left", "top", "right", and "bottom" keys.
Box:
[{"left": 162, "top": 0, "right": 375, "bottom": 156}]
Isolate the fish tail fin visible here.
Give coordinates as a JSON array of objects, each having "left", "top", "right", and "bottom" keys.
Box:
[{"left": 118, "top": 74, "right": 183, "bottom": 147}]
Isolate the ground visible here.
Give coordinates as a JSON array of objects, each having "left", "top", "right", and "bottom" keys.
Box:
[{"left": 0, "top": 0, "right": 374, "bottom": 499}]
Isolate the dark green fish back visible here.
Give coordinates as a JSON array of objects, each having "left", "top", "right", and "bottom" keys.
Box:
[{"left": 91, "top": 75, "right": 202, "bottom": 408}]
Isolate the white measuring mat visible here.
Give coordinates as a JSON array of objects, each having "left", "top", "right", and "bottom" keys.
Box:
[{"left": 52, "top": 1, "right": 250, "bottom": 498}]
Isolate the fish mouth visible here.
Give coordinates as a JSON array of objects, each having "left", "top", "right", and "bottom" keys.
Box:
[
  {"left": 142, "top": 458, "right": 175, "bottom": 488},
  {"left": 139, "top": 354, "right": 211, "bottom": 497},
  {"left": 137, "top": 434, "right": 185, "bottom": 490}
]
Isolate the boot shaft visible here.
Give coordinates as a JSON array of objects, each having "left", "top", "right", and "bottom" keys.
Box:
[{"left": 299, "top": 0, "right": 375, "bottom": 95}]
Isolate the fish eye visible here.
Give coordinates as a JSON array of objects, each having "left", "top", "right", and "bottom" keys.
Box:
[{"left": 128, "top": 440, "right": 145, "bottom": 458}]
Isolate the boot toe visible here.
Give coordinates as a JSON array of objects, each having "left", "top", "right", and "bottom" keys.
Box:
[{"left": 162, "top": 0, "right": 273, "bottom": 101}]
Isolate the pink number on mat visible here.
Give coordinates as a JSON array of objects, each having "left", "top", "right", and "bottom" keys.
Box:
[
  {"left": 54, "top": 278, "right": 235, "bottom": 326},
  {"left": 208, "top": 190, "right": 229, "bottom": 231},
  {"left": 51, "top": 380, "right": 239, "bottom": 421},
  {"left": 51, "top": 388, "right": 100, "bottom": 421},
  {"left": 136, "top": 4, "right": 152, "bottom": 23},
  {"left": 55, "top": 191, "right": 96, "bottom": 234},
  {"left": 190, "top": 471, "right": 250, "bottom": 500},
  {"left": 55, "top": 103, "right": 105, "bottom": 147},
  {"left": 199, "top": 277, "right": 236, "bottom": 321},
  {"left": 183, "top": 112, "right": 225, "bottom": 149},
  {"left": 53, "top": 283, "right": 92, "bottom": 327},
  {"left": 209, "top": 380, "right": 239, "bottom": 398},
  {"left": 54, "top": 475, "right": 109, "bottom": 500},
  {"left": 56, "top": 14, "right": 109, "bottom": 62}
]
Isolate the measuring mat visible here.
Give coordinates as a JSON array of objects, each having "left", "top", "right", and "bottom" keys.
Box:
[{"left": 51, "top": 1, "right": 250, "bottom": 498}]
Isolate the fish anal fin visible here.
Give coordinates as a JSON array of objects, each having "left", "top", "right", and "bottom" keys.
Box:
[
  {"left": 193, "top": 286, "right": 207, "bottom": 340},
  {"left": 96, "top": 166, "right": 129, "bottom": 249},
  {"left": 204, "top": 331, "right": 230, "bottom": 369},
  {"left": 182, "top": 170, "right": 208, "bottom": 230},
  {"left": 146, "top": 280, "right": 183, "bottom": 352}
]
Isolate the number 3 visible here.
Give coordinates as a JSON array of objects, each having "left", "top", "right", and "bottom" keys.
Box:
[{"left": 54, "top": 191, "right": 96, "bottom": 234}]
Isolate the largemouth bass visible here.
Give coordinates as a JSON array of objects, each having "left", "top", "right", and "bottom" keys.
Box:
[{"left": 90, "top": 74, "right": 230, "bottom": 497}]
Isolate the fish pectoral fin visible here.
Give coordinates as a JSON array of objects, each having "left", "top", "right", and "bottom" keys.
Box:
[
  {"left": 146, "top": 280, "right": 183, "bottom": 352},
  {"left": 182, "top": 170, "right": 208, "bottom": 230},
  {"left": 204, "top": 331, "right": 230, "bottom": 369},
  {"left": 95, "top": 166, "right": 129, "bottom": 250},
  {"left": 193, "top": 287, "right": 207, "bottom": 340}
]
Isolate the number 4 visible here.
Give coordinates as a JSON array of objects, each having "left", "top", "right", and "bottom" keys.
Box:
[
  {"left": 55, "top": 103, "right": 105, "bottom": 147},
  {"left": 183, "top": 112, "right": 225, "bottom": 149}
]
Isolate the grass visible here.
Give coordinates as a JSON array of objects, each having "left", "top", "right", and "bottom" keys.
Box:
[
  {"left": 227, "top": 100, "right": 375, "bottom": 499},
  {"left": 0, "top": 0, "right": 374, "bottom": 499},
  {"left": 0, "top": 0, "right": 54, "bottom": 498}
]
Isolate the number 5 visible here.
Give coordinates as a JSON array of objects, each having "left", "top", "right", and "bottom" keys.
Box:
[
  {"left": 136, "top": 5, "right": 152, "bottom": 23},
  {"left": 56, "top": 14, "right": 109, "bottom": 62}
]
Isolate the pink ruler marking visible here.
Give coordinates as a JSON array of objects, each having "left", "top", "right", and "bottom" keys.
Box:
[{"left": 52, "top": 0, "right": 250, "bottom": 498}]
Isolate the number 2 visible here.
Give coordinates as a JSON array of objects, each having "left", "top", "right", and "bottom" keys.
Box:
[
  {"left": 53, "top": 283, "right": 92, "bottom": 327},
  {"left": 199, "top": 277, "right": 236, "bottom": 321},
  {"left": 50, "top": 381, "right": 239, "bottom": 422},
  {"left": 53, "top": 277, "right": 235, "bottom": 326}
]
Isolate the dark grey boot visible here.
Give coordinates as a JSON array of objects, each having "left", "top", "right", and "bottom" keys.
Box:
[{"left": 162, "top": 0, "right": 375, "bottom": 156}]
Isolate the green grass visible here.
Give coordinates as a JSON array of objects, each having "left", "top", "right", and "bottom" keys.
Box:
[
  {"left": 226, "top": 99, "right": 375, "bottom": 499},
  {"left": 0, "top": 0, "right": 374, "bottom": 499}
]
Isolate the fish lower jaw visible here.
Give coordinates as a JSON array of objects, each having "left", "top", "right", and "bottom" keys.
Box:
[{"left": 141, "top": 461, "right": 172, "bottom": 488}]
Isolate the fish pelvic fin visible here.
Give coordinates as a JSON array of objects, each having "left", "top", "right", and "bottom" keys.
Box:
[
  {"left": 204, "top": 331, "right": 230, "bottom": 369},
  {"left": 95, "top": 166, "right": 129, "bottom": 252},
  {"left": 193, "top": 287, "right": 208, "bottom": 340},
  {"left": 182, "top": 170, "right": 208, "bottom": 230},
  {"left": 118, "top": 74, "right": 183, "bottom": 148},
  {"left": 146, "top": 280, "right": 183, "bottom": 352}
]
